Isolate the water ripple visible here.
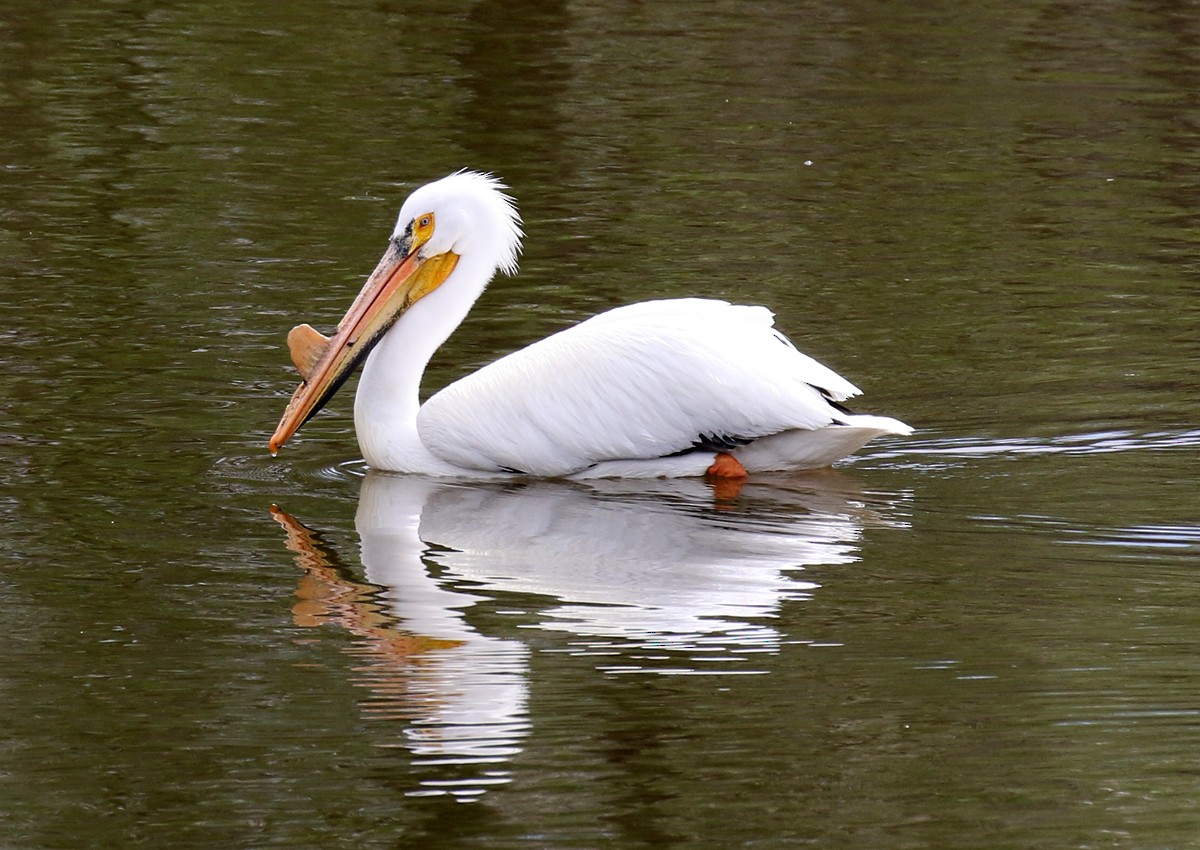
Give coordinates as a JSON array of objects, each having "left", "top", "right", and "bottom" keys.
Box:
[
  {"left": 1059, "top": 523, "right": 1200, "bottom": 553},
  {"left": 871, "top": 427, "right": 1200, "bottom": 465}
]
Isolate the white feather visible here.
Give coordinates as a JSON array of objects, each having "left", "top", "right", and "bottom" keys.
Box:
[
  {"left": 349, "top": 171, "right": 911, "bottom": 477},
  {"left": 418, "top": 298, "right": 880, "bottom": 475}
]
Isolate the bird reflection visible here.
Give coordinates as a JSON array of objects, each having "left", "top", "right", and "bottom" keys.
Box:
[
  {"left": 272, "top": 471, "right": 907, "bottom": 799},
  {"left": 271, "top": 497, "right": 531, "bottom": 799}
]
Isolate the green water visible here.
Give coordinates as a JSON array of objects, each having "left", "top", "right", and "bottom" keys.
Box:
[{"left": 2, "top": 1, "right": 1199, "bottom": 847}]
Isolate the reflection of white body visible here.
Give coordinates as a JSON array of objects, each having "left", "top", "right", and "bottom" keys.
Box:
[
  {"left": 353, "top": 471, "right": 904, "bottom": 797},
  {"left": 271, "top": 172, "right": 912, "bottom": 476},
  {"left": 354, "top": 477, "right": 530, "bottom": 770},
  {"left": 358, "top": 471, "right": 899, "bottom": 655},
  {"left": 413, "top": 481, "right": 854, "bottom": 646}
]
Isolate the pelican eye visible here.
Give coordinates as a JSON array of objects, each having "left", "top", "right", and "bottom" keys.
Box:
[{"left": 414, "top": 212, "right": 435, "bottom": 240}]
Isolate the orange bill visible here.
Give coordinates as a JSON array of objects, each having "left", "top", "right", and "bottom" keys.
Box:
[{"left": 269, "top": 236, "right": 459, "bottom": 455}]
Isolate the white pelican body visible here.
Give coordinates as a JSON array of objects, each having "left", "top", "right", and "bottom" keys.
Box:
[{"left": 270, "top": 172, "right": 911, "bottom": 478}]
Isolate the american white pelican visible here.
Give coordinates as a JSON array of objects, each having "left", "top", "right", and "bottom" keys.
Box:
[{"left": 269, "top": 171, "right": 911, "bottom": 478}]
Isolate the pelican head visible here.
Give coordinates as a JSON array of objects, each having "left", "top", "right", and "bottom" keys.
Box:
[{"left": 269, "top": 171, "right": 523, "bottom": 455}]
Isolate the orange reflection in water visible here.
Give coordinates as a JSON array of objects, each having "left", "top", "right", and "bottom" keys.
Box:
[{"left": 270, "top": 505, "right": 464, "bottom": 721}]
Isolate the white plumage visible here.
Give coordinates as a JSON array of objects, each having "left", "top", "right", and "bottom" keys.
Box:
[
  {"left": 272, "top": 171, "right": 911, "bottom": 478},
  {"left": 421, "top": 299, "right": 860, "bottom": 475}
]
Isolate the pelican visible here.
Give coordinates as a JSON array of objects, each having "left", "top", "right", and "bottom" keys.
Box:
[{"left": 269, "top": 171, "right": 911, "bottom": 478}]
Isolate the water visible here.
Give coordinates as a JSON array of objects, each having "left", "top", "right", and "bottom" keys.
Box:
[{"left": 2, "top": 0, "right": 1199, "bottom": 847}]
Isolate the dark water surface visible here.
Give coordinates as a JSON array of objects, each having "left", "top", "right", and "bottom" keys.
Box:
[{"left": 2, "top": 1, "right": 1199, "bottom": 847}]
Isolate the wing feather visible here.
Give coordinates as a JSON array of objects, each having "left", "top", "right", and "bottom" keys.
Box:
[{"left": 417, "top": 298, "right": 861, "bottom": 475}]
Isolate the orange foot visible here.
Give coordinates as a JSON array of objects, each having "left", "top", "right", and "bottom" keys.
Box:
[{"left": 705, "top": 451, "right": 748, "bottom": 501}]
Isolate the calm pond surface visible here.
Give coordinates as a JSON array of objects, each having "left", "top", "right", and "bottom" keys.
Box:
[{"left": 2, "top": 0, "right": 1199, "bottom": 847}]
